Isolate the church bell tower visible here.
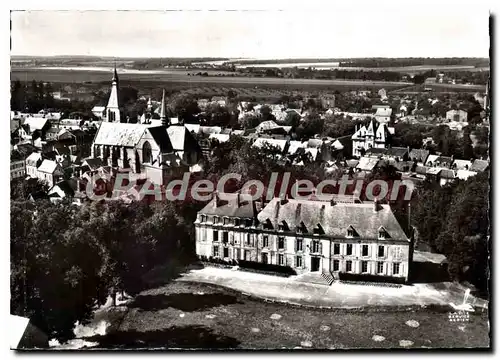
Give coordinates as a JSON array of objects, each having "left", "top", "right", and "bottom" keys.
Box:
[{"left": 105, "top": 63, "right": 121, "bottom": 122}]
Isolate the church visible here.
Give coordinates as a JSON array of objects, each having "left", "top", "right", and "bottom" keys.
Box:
[{"left": 90, "top": 67, "right": 202, "bottom": 186}]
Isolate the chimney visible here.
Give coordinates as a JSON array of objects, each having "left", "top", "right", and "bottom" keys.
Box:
[
  {"left": 213, "top": 191, "right": 219, "bottom": 208},
  {"left": 373, "top": 196, "right": 379, "bottom": 212}
]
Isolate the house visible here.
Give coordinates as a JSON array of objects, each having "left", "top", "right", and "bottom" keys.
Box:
[
  {"left": 11, "top": 150, "right": 26, "bottom": 180},
  {"left": 456, "top": 170, "right": 478, "bottom": 181},
  {"left": 255, "top": 120, "right": 292, "bottom": 136},
  {"left": 452, "top": 159, "right": 473, "bottom": 171},
  {"left": 36, "top": 159, "right": 64, "bottom": 187},
  {"left": 92, "top": 105, "right": 106, "bottom": 119},
  {"left": 14, "top": 143, "right": 38, "bottom": 159},
  {"left": 18, "top": 117, "right": 50, "bottom": 141},
  {"left": 287, "top": 140, "right": 305, "bottom": 156},
  {"left": 446, "top": 109, "right": 467, "bottom": 123},
  {"left": 470, "top": 159, "right": 489, "bottom": 172},
  {"left": 408, "top": 149, "right": 430, "bottom": 165},
  {"left": 374, "top": 107, "right": 392, "bottom": 123},
  {"left": 351, "top": 119, "right": 392, "bottom": 157},
  {"left": 195, "top": 194, "right": 413, "bottom": 282},
  {"left": 25, "top": 152, "right": 43, "bottom": 178},
  {"left": 356, "top": 157, "right": 381, "bottom": 172},
  {"left": 48, "top": 180, "right": 77, "bottom": 203}
]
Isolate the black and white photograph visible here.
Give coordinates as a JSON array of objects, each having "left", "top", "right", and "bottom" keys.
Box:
[{"left": 8, "top": 2, "right": 492, "bottom": 351}]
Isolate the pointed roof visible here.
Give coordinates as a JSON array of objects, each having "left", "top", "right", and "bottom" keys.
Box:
[
  {"left": 160, "top": 89, "right": 167, "bottom": 122},
  {"left": 366, "top": 119, "right": 376, "bottom": 135},
  {"left": 112, "top": 62, "right": 118, "bottom": 83},
  {"left": 107, "top": 66, "right": 120, "bottom": 109}
]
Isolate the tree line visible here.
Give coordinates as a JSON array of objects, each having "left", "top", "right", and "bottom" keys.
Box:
[
  {"left": 412, "top": 171, "right": 489, "bottom": 295},
  {"left": 11, "top": 198, "right": 201, "bottom": 341}
]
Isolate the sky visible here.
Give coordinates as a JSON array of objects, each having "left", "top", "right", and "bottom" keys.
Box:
[{"left": 10, "top": 7, "right": 491, "bottom": 59}]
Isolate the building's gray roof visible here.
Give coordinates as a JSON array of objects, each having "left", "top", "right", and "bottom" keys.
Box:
[
  {"left": 385, "top": 147, "right": 409, "bottom": 158},
  {"left": 49, "top": 180, "right": 76, "bottom": 197},
  {"left": 470, "top": 159, "right": 489, "bottom": 172},
  {"left": 346, "top": 159, "right": 359, "bottom": 168},
  {"left": 83, "top": 158, "right": 104, "bottom": 170},
  {"left": 198, "top": 193, "right": 258, "bottom": 218},
  {"left": 409, "top": 149, "right": 430, "bottom": 163},
  {"left": 37, "top": 159, "right": 60, "bottom": 174},
  {"left": 257, "top": 198, "right": 409, "bottom": 241},
  {"left": 414, "top": 165, "right": 428, "bottom": 175},
  {"left": 440, "top": 169, "right": 456, "bottom": 179},
  {"left": 356, "top": 157, "right": 380, "bottom": 171},
  {"left": 452, "top": 159, "right": 473, "bottom": 170},
  {"left": 93, "top": 122, "right": 153, "bottom": 147},
  {"left": 11, "top": 150, "right": 24, "bottom": 162},
  {"left": 15, "top": 143, "right": 37, "bottom": 157},
  {"left": 434, "top": 156, "right": 453, "bottom": 167}
]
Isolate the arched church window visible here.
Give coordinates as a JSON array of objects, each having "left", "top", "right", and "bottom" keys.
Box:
[{"left": 143, "top": 141, "right": 153, "bottom": 164}]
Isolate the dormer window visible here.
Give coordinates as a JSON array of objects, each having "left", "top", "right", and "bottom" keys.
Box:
[
  {"left": 213, "top": 216, "right": 219, "bottom": 224},
  {"left": 297, "top": 221, "right": 307, "bottom": 234},
  {"left": 246, "top": 218, "right": 254, "bottom": 227},
  {"left": 378, "top": 227, "right": 389, "bottom": 240},
  {"left": 346, "top": 226, "right": 358, "bottom": 238},
  {"left": 279, "top": 220, "right": 289, "bottom": 231},
  {"left": 264, "top": 218, "right": 273, "bottom": 230},
  {"left": 234, "top": 218, "right": 240, "bottom": 226},
  {"left": 313, "top": 223, "right": 324, "bottom": 235},
  {"left": 223, "top": 217, "right": 228, "bottom": 225}
]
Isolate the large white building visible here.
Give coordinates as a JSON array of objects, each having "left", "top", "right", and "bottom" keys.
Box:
[{"left": 195, "top": 193, "right": 413, "bottom": 283}]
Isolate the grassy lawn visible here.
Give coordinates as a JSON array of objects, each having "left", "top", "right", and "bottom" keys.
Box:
[{"left": 83, "top": 281, "right": 490, "bottom": 350}]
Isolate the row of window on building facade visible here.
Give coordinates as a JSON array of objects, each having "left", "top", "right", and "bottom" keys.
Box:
[
  {"left": 210, "top": 230, "right": 388, "bottom": 256},
  {"left": 210, "top": 244, "right": 401, "bottom": 274}
]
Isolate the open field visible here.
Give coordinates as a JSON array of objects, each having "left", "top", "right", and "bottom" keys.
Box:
[
  {"left": 12, "top": 67, "right": 486, "bottom": 94},
  {"left": 78, "top": 281, "right": 490, "bottom": 350},
  {"left": 390, "top": 83, "right": 486, "bottom": 94},
  {"left": 11, "top": 68, "right": 410, "bottom": 89}
]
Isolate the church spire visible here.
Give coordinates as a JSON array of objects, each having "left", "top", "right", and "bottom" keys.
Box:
[
  {"left": 105, "top": 64, "right": 120, "bottom": 122},
  {"left": 112, "top": 60, "right": 118, "bottom": 83},
  {"left": 160, "top": 89, "right": 168, "bottom": 126}
]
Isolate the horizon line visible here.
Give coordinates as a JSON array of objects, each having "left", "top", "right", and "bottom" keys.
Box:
[{"left": 10, "top": 55, "right": 490, "bottom": 60}]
